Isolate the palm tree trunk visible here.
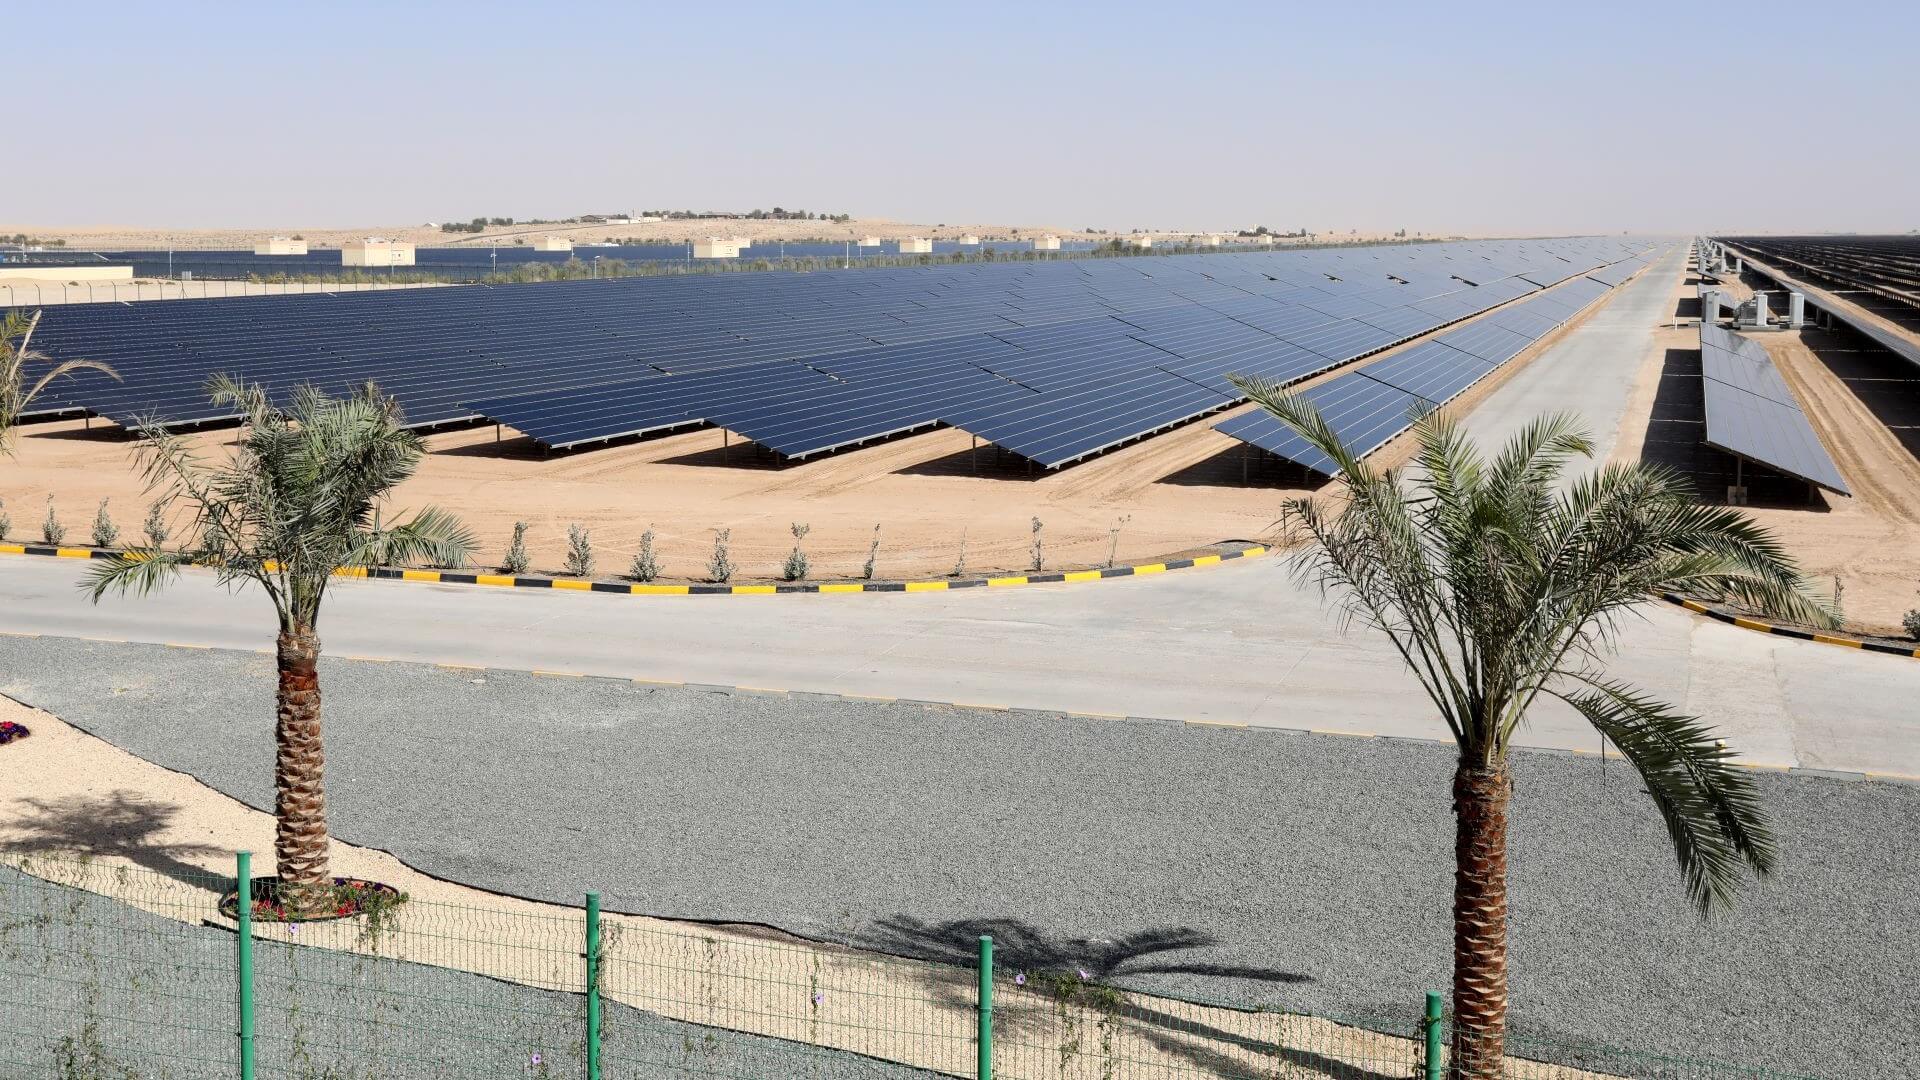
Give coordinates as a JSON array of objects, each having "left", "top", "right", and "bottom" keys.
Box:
[
  {"left": 1450, "top": 760, "right": 1511, "bottom": 1080},
  {"left": 274, "top": 626, "right": 331, "bottom": 913}
]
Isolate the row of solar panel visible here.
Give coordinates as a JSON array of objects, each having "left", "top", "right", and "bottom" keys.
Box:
[
  {"left": 15, "top": 239, "right": 1659, "bottom": 469},
  {"left": 462, "top": 249, "right": 1653, "bottom": 464},
  {"left": 1213, "top": 255, "right": 1661, "bottom": 475},
  {"left": 1697, "top": 323, "right": 1849, "bottom": 494}
]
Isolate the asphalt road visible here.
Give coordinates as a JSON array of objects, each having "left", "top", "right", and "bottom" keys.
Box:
[{"left": 2, "top": 637, "right": 1912, "bottom": 1079}]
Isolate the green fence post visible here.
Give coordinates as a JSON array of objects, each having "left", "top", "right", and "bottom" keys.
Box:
[
  {"left": 977, "top": 935, "right": 993, "bottom": 1080},
  {"left": 1424, "top": 991, "right": 1443, "bottom": 1080},
  {"left": 236, "top": 851, "right": 256, "bottom": 1080},
  {"left": 585, "top": 892, "right": 602, "bottom": 1080}
]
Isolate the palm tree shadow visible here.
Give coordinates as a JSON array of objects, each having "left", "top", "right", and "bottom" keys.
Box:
[
  {"left": 2, "top": 790, "right": 228, "bottom": 893},
  {"left": 865, "top": 916, "right": 1402, "bottom": 1080}
]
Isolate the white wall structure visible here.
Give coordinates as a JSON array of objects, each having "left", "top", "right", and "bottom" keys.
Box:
[
  {"left": 857, "top": 236, "right": 882, "bottom": 248},
  {"left": 957, "top": 234, "right": 981, "bottom": 245},
  {"left": 531, "top": 236, "right": 573, "bottom": 253},
  {"left": 1032, "top": 235, "right": 1061, "bottom": 251},
  {"left": 897, "top": 237, "right": 932, "bottom": 254},
  {"left": 341, "top": 238, "right": 416, "bottom": 267},
  {"left": 253, "top": 237, "right": 308, "bottom": 255},
  {"left": 0, "top": 265, "right": 133, "bottom": 283}
]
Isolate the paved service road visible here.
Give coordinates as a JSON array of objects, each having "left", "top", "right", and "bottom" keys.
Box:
[{"left": 1, "top": 244, "right": 1913, "bottom": 775}]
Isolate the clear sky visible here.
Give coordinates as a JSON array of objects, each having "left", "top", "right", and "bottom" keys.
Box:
[{"left": 12, "top": 0, "right": 1916, "bottom": 235}]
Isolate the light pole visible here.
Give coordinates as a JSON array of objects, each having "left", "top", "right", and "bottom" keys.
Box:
[
  {"left": 490, "top": 243, "right": 497, "bottom": 277},
  {"left": 592, "top": 255, "right": 603, "bottom": 279}
]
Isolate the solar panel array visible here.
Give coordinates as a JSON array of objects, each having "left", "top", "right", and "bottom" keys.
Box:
[
  {"left": 1216, "top": 254, "right": 1663, "bottom": 475},
  {"left": 14, "top": 237, "right": 1656, "bottom": 470},
  {"left": 1697, "top": 323, "right": 1850, "bottom": 495}
]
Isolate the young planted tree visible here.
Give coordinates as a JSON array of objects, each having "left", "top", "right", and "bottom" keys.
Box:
[
  {"left": 91, "top": 498, "right": 119, "bottom": 548},
  {"left": 84, "top": 378, "right": 475, "bottom": 914},
  {"left": 0, "top": 310, "right": 117, "bottom": 455},
  {"left": 628, "top": 527, "right": 661, "bottom": 582},
  {"left": 1233, "top": 381, "right": 1833, "bottom": 1079}
]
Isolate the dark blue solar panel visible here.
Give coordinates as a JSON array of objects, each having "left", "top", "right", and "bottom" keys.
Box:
[
  {"left": 13, "top": 237, "right": 1663, "bottom": 471},
  {"left": 1357, "top": 342, "right": 1495, "bottom": 405},
  {"left": 1215, "top": 375, "right": 1426, "bottom": 475},
  {"left": 1434, "top": 320, "right": 1533, "bottom": 365}
]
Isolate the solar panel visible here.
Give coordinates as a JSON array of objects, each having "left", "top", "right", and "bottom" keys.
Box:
[
  {"left": 1696, "top": 323, "right": 1849, "bottom": 495},
  {"left": 13, "top": 236, "right": 1665, "bottom": 472},
  {"left": 1215, "top": 375, "right": 1425, "bottom": 476},
  {"left": 1701, "top": 379, "right": 1850, "bottom": 494},
  {"left": 1357, "top": 341, "right": 1496, "bottom": 405}
]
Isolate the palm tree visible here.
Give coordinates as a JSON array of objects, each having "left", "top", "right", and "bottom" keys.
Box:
[
  {"left": 1, "top": 310, "right": 117, "bottom": 454},
  {"left": 1230, "top": 381, "right": 1834, "bottom": 1079},
  {"left": 85, "top": 377, "right": 475, "bottom": 914}
]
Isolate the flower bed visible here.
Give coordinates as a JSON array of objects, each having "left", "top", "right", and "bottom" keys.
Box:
[
  {"left": 0, "top": 720, "right": 29, "bottom": 745},
  {"left": 218, "top": 875, "right": 406, "bottom": 924}
]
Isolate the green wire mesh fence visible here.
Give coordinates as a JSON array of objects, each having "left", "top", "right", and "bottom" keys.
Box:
[{"left": 0, "top": 854, "right": 1814, "bottom": 1080}]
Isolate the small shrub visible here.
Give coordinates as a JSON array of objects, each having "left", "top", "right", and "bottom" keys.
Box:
[
  {"left": 861, "top": 524, "right": 881, "bottom": 581},
  {"left": 91, "top": 498, "right": 119, "bottom": 548},
  {"left": 142, "top": 503, "right": 169, "bottom": 548},
  {"left": 1105, "top": 514, "right": 1131, "bottom": 568},
  {"left": 503, "top": 522, "right": 530, "bottom": 575},
  {"left": 41, "top": 496, "right": 64, "bottom": 546},
  {"left": 951, "top": 529, "right": 968, "bottom": 578},
  {"left": 707, "top": 529, "right": 735, "bottom": 583},
  {"left": 565, "top": 524, "right": 594, "bottom": 577},
  {"left": 1028, "top": 516, "right": 1045, "bottom": 572},
  {"left": 629, "top": 528, "right": 661, "bottom": 582},
  {"left": 0, "top": 497, "right": 9, "bottom": 542},
  {"left": 782, "top": 522, "right": 811, "bottom": 582},
  {"left": 1904, "top": 608, "right": 1920, "bottom": 642}
]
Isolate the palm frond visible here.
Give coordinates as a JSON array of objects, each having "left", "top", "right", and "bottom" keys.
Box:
[{"left": 1550, "top": 675, "right": 1775, "bottom": 912}]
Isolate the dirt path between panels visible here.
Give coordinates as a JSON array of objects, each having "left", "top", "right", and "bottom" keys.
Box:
[{"left": 0, "top": 694, "right": 1626, "bottom": 1080}]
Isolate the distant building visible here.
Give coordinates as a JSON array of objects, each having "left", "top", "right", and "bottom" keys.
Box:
[
  {"left": 857, "top": 236, "right": 882, "bottom": 248},
  {"left": 253, "top": 237, "right": 307, "bottom": 256},
  {"left": 897, "top": 237, "right": 933, "bottom": 254},
  {"left": 957, "top": 234, "right": 981, "bottom": 245},
  {"left": 341, "top": 238, "right": 416, "bottom": 267},
  {"left": 531, "top": 236, "right": 573, "bottom": 253},
  {"left": 1032, "top": 235, "right": 1061, "bottom": 251},
  {"left": 693, "top": 238, "right": 744, "bottom": 259}
]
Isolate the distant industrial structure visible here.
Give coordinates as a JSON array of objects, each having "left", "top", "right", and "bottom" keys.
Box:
[{"left": 341, "top": 238, "right": 415, "bottom": 267}]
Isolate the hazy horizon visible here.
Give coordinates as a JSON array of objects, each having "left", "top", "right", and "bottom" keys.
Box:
[{"left": 13, "top": 1, "right": 1915, "bottom": 235}]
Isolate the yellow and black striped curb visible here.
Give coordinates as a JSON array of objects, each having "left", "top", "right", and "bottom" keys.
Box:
[
  {"left": 0, "top": 541, "right": 1268, "bottom": 596},
  {"left": 1661, "top": 593, "right": 1919, "bottom": 660}
]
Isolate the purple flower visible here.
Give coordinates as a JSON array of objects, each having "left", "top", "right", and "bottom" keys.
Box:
[
  {"left": 811, "top": 992, "right": 824, "bottom": 1005},
  {"left": 287, "top": 924, "right": 298, "bottom": 936},
  {"left": 1076, "top": 968, "right": 1091, "bottom": 981},
  {"left": 530, "top": 1052, "right": 543, "bottom": 1066},
  {"left": 1013, "top": 973, "right": 1026, "bottom": 986}
]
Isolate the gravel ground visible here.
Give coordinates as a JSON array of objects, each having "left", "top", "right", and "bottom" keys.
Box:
[
  {"left": 2, "top": 637, "right": 1914, "bottom": 1078},
  {"left": 0, "top": 864, "right": 936, "bottom": 1079}
]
